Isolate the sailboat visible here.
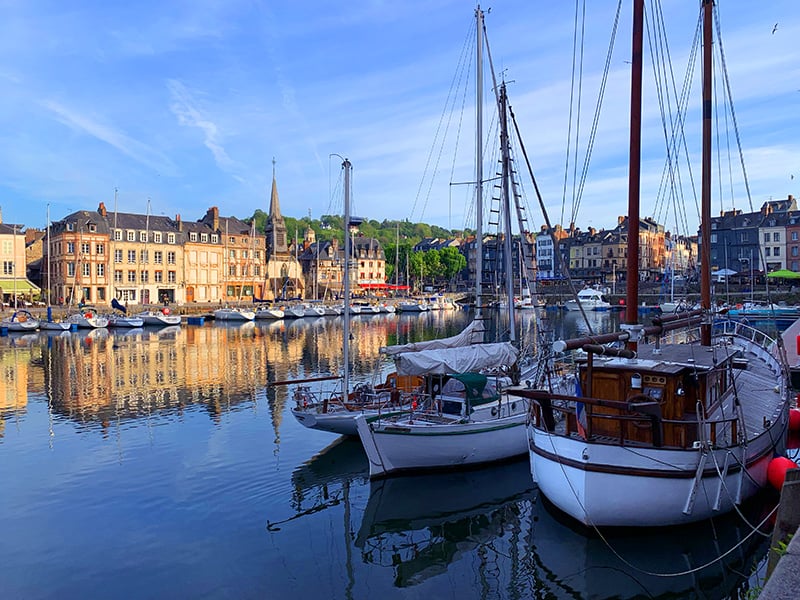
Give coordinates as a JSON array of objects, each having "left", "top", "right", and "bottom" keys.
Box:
[
  {"left": 286, "top": 159, "right": 425, "bottom": 436},
  {"left": 507, "top": 1, "right": 791, "bottom": 527},
  {"left": 355, "top": 9, "right": 532, "bottom": 478},
  {"left": 39, "top": 204, "right": 72, "bottom": 332}
]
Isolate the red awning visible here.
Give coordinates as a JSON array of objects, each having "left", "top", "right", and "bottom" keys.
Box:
[{"left": 358, "top": 283, "right": 410, "bottom": 290}]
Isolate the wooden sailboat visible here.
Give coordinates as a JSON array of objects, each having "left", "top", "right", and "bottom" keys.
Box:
[{"left": 508, "top": 0, "right": 791, "bottom": 527}]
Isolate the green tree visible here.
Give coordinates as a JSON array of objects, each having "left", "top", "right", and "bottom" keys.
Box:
[
  {"left": 440, "top": 246, "right": 467, "bottom": 280},
  {"left": 423, "top": 251, "right": 443, "bottom": 284}
]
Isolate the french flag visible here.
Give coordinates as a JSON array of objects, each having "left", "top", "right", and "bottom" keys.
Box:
[{"left": 575, "top": 377, "right": 588, "bottom": 439}]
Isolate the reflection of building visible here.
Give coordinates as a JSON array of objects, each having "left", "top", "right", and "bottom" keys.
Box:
[{"left": 0, "top": 345, "right": 32, "bottom": 437}]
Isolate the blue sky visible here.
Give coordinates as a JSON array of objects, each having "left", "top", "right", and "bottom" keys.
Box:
[{"left": 1, "top": 1, "right": 798, "bottom": 237}]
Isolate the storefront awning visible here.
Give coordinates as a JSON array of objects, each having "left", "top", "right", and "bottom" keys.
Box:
[
  {"left": 0, "top": 278, "right": 40, "bottom": 294},
  {"left": 359, "top": 283, "right": 410, "bottom": 290}
]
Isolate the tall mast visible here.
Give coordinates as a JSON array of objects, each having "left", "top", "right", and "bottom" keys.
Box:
[
  {"left": 625, "top": 0, "right": 644, "bottom": 351},
  {"left": 111, "top": 188, "right": 118, "bottom": 302},
  {"left": 700, "top": 0, "right": 713, "bottom": 346},
  {"left": 342, "top": 158, "right": 352, "bottom": 400},
  {"left": 499, "top": 82, "right": 516, "bottom": 343},
  {"left": 475, "top": 5, "right": 484, "bottom": 318},
  {"left": 46, "top": 204, "right": 51, "bottom": 306}
]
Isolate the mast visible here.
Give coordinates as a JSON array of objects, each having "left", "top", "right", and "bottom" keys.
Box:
[
  {"left": 499, "top": 82, "right": 517, "bottom": 343},
  {"left": 624, "top": 0, "right": 644, "bottom": 351},
  {"left": 700, "top": 0, "right": 713, "bottom": 346},
  {"left": 395, "top": 222, "right": 399, "bottom": 290},
  {"left": 46, "top": 204, "right": 51, "bottom": 307},
  {"left": 342, "top": 158, "right": 352, "bottom": 401},
  {"left": 475, "top": 5, "right": 484, "bottom": 318},
  {"left": 111, "top": 188, "right": 118, "bottom": 303},
  {"left": 143, "top": 197, "right": 151, "bottom": 305}
]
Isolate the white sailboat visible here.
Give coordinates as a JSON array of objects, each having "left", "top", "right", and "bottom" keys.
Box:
[
  {"left": 67, "top": 306, "right": 109, "bottom": 329},
  {"left": 287, "top": 158, "right": 423, "bottom": 436},
  {"left": 2, "top": 309, "right": 40, "bottom": 332},
  {"left": 508, "top": 1, "right": 790, "bottom": 527},
  {"left": 355, "top": 9, "right": 532, "bottom": 478}
]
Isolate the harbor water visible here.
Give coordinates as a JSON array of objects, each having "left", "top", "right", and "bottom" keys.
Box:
[{"left": 0, "top": 309, "right": 782, "bottom": 598}]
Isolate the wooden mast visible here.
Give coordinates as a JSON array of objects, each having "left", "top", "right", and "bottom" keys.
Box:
[
  {"left": 700, "top": 0, "right": 713, "bottom": 346},
  {"left": 625, "top": 0, "right": 644, "bottom": 351}
]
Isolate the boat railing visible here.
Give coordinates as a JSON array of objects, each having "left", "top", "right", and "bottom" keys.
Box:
[{"left": 522, "top": 390, "right": 741, "bottom": 450}]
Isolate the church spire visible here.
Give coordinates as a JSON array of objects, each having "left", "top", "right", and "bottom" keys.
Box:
[
  {"left": 265, "top": 157, "right": 288, "bottom": 257},
  {"left": 268, "top": 157, "right": 282, "bottom": 220}
]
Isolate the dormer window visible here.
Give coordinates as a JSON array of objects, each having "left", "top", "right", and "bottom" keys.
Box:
[
  {"left": 189, "top": 232, "right": 198, "bottom": 242},
  {"left": 211, "top": 234, "right": 218, "bottom": 243},
  {"left": 201, "top": 233, "right": 208, "bottom": 243},
  {"left": 127, "top": 230, "right": 135, "bottom": 241},
  {"left": 66, "top": 222, "right": 75, "bottom": 232},
  {"left": 139, "top": 231, "right": 147, "bottom": 243},
  {"left": 88, "top": 223, "right": 97, "bottom": 233}
]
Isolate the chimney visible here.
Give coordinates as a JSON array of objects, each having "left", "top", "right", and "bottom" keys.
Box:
[
  {"left": 176, "top": 214, "right": 182, "bottom": 232},
  {"left": 207, "top": 206, "right": 220, "bottom": 231},
  {"left": 98, "top": 202, "right": 107, "bottom": 217}
]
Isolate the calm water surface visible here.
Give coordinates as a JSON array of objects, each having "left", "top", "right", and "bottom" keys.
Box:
[{"left": 0, "top": 310, "right": 779, "bottom": 599}]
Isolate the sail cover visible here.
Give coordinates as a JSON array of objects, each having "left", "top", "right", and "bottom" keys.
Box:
[
  {"left": 393, "top": 342, "right": 518, "bottom": 376},
  {"left": 380, "top": 320, "right": 485, "bottom": 356}
]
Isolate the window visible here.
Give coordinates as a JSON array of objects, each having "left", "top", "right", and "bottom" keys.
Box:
[
  {"left": 201, "top": 233, "right": 208, "bottom": 243},
  {"left": 128, "top": 270, "right": 136, "bottom": 283},
  {"left": 88, "top": 223, "right": 97, "bottom": 232},
  {"left": 114, "top": 270, "right": 123, "bottom": 283},
  {"left": 229, "top": 265, "right": 236, "bottom": 276},
  {"left": 139, "top": 231, "right": 147, "bottom": 242},
  {"left": 764, "top": 233, "right": 770, "bottom": 243},
  {"left": 141, "top": 270, "right": 149, "bottom": 283},
  {"left": 83, "top": 263, "right": 91, "bottom": 277},
  {"left": 775, "top": 247, "right": 781, "bottom": 256},
  {"left": 792, "top": 247, "right": 798, "bottom": 257},
  {"left": 127, "top": 230, "right": 135, "bottom": 241},
  {"left": 154, "top": 251, "right": 163, "bottom": 264},
  {"left": 211, "top": 234, "right": 218, "bottom": 243},
  {"left": 168, "top": 271, "right": 176, "bottom": 283},
  {"left": 81, "top": 242, "right": 90, "bottom": 255},
  {"left": 774, "top": 232, "right": 781, "bottom": 242},
  {"left": 710, "top": 234, "right": 717, "bottom": 243},
  {"left": 2, "top": 261, "right": 12, "bottom": 275},
  {"left": 242, "top": 250, "right": 248, "bottom": 259},
  {"left": 155, "top": 271, "right": 163, "bottom": 283},
  {"left": 96, "top": 243, "right": 104, "bottom": 255},
  {"left": 114, "top": 230, "right": 122, "bottom": 241},
  {"left": 189, "top": 232, "right": 198, "bottom": 242},
  {"left": 128, "top": 250, "right": 136, "bottom": 264},
  {"left": 229, "top": 249, "right": 235, "bottom": 259},
  {"left": 66, "top": 222, "right": 75, "bottom": 232},
  {"left": 140, "top": 250, "right": 149, "bottom": 263},
  {"left": 167, "top": 233, "right": 175, "bottom": 244},
  {"left": 97, "top": 287, "right": 106, "bottom": 301},
  {"left": 765, "top": 247, "right": 771, "bottom": 257},
  {"left": 254, "top": 265, "right": 261, "bottom": 276},
  {"left": 115, "top": 249, "right": 123, "bottom": 263},
  {"left": 154, "top": 232, "right": 162, "bottom": 243},
  {"left": 229, "top": 237, "right": 235, "bottom": 244},
  {"left": 167, "top": 252, "right": 176, "bottom": 265},
  {"left": 97, "top": 264, "right": 105, "bottom": 277},
  {"left": 68, "top": 263, "right": 75, "bottom": 277},
  {"left": 740, "top": 233, "right": 748, "bottom": 243},
  {"left": 793, "top": 232, "right": 799, "bottom": 241},
  {"left": 255, "top": 250, "right": 261, "bottom": 259}
]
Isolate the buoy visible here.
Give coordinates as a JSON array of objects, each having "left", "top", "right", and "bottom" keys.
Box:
[
  {"left": 85, "top": 312, "right": 93, "bottom": 319},
  {"left": 790, "top": 408, "right": 800, "bottom": 431},
  {"left": 162, "top": 307, "right": 170, "bottom": 315},
  {"left": 767, "top": 456, "right": 798, "bottom": 490}
]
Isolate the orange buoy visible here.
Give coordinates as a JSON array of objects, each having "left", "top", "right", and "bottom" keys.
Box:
[
  {"left": 162, "top": 307, "right": 170, "bottom": 315},
  {"left": 767, "top": 456, "right": 799, "bottom": 489},
  {"left": 789, "top": 408, "right": 800, "bottom": 431}
]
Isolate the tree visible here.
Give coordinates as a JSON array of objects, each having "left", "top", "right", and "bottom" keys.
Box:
[
  {"left": 440, "top": 246, "right": 467, "bottom": 281},
  {"left": 423, "top": 251, "right": 442, "bottom": 284}
]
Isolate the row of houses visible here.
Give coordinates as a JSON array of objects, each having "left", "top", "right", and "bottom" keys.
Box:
[
  {"left": 2, "top": 186, "right": 797, "bottom": 307},
  {"left": 0, "top": 174, "right": 387, "bottom": 307}
]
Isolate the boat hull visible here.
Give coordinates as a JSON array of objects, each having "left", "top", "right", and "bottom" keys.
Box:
[
  {"left": 356, "top": 413, "right": 529, "bottom": 478},
  {"left": 39, "top": 321, "right": 72, "bottom": 331},
  {"left": 528, "top": 426, "right": 781, "bottom": 526},
  {"left": 138, "top": 312, "right": 182, "bottom": 326},
  {"left": 291, "top": 407, "right": 367, "bottom": 436}
]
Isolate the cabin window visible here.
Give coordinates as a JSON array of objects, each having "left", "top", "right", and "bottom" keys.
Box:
[{"left": 441, "top": 400, "right": 463, "bottom": 416}]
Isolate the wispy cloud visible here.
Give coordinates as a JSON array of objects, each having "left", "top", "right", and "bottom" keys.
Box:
[
  {"left": 39, "top": 100, "right": 178, "bottom": 176},
  {"left": 167, "top": 79, "right": 241, "bottom": 179}
]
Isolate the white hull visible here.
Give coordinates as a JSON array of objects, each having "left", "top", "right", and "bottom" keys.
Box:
[
  {"left": 291, "top": 407, "right": 384, "bottom": 436},
  {"left": 564, "top": 299, "right": 611, "bottom": 312},
  {"left": 138, "top": 311, "right": 182, "bottom": 326},
  {"left": 109, "top": 315, "right": 145, "bottom": 327},
  {"left": 3, "top": 319, "right": 40, "bottom": 331},
  {"left": 254, "top": 307, "right": 284, "bottom": 319},
  {"left": 356, "top": 409, "right": 529, "bottom": 478},
  {"left": 39, "top": 320, "right": 72, "bottom": 331},
  {"left": 213, "top": 308, "right": 255, "bottom": 321},
  {"left": 528, "top": 424, "right": 779, "bottom": 526},
  {"left": 68, "top": 312, "right": 109, "bottom": 329},
  {"left": 283, "top": 306, "right": 305, "bottom": 318}
]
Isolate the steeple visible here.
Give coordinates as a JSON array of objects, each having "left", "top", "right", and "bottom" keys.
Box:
[
  {"left": 265, "top": 157, "right": 288, "bottom": 258},
  {"left": 268, "top": 157, "right": 282, "bottom": 220}
]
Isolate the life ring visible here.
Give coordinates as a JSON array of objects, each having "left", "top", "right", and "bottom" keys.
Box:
[{"left": 162, "top": 307, "right": 170, "bottom": 315}]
